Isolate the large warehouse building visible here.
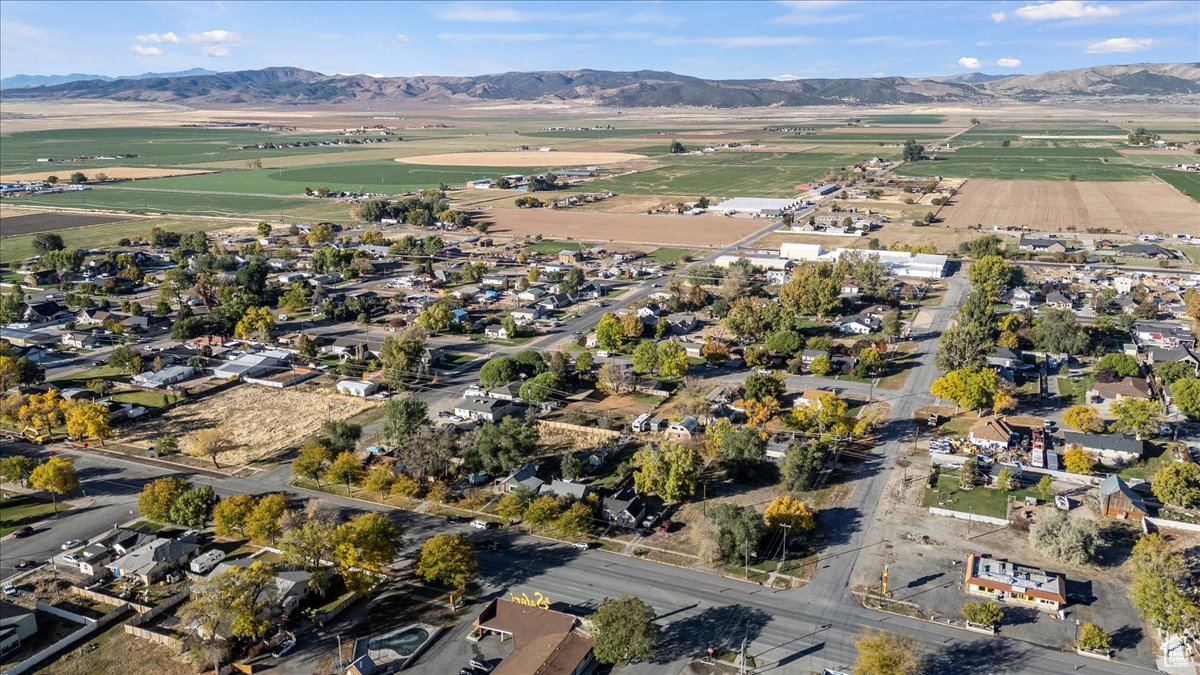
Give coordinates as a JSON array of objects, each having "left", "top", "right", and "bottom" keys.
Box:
[
  {"left": 710, "top": 197, "right": 805, "bottom": 215},
  {"left": 779, "top": 243, "right": 948, "bottom": 278}
]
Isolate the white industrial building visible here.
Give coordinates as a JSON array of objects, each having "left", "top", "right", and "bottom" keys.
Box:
[
  {"left": 710, "top": 197, "right": 804, "bottom": 214},
  {"left": 714, "top": 255, "right": 792, "bottom": 270},
  {"left": 779, "top": 244, "right": 948, "bottom": 278}
]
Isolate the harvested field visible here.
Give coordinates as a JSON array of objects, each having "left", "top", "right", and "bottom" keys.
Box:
[
  {"left": 116, "top": 383, "right": 377, "bottom": 466},
  {"left": 481, "top": 208, "right": 764, "bottom": 248},
  {"left": 396, "top": 151, "right": 647, "bottom": 167},
  {"left": 937, "top": 179, "right": 1200, "bottom": 233},
  {"left": 0, "top": 167, "right": 212, "bottom": 182},
  {"left": 0, "top": 210, "right": 138, "bottom": 236}
]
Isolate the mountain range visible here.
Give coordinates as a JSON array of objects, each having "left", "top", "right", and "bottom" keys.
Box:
[
  {"left": 3, "top": 63, "right": 1197, "bottom": 107},
  {"left": 0, "top": 69, "right": 217, "bottom": 90}
]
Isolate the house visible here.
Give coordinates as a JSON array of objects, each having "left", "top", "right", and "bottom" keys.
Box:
[
  {"left": 487, "top": 381, "right": 523, "bottom": 402},
  {"left": 495, "top": 464, "right": 544, "bottom": 495},
  {"left": 106, "top": 534, "right": 199, "bottom": 584},
  {"left": 538, "top": 293, "right": 574, "bottom": 311},
  {"left": 987, "top": 347, "right": 1024, "bottom": 370},
  {"left": 1018, "top": 236, "right": 1068, "bottom": 254},
  {"left": 511, "top": 306, "right": 544, "bottom": 325},
  {"left": 450, "top": 309, "right": 470, "bottom": 325},
  {"left": 1044, "top": 291, "right": 1072, "bottom": 310},
  {"left": 454, "top": 398, "right": 515, "bottom": 423},
  {"left": 1062, "top": 431, "right": 1145, "bottom": 466},
  {"left": 210, "top": 351, "right": 289, "bottom": 379},
  {"left": 963, "top": 554, "right": 1066, "bottom": 612},
  {"left": 602, "top": 489, "right": 646, "bottom": 529},
  {"left": 1117, "top": 243, "right": 1175, "bottom": 259},
  {"left": 799, "top": 349, "right": 826, "bottom": 368},
  {"left": 61, "top": 331, "right": 101, "bottom": 349},
  {"left": 132, "top": 365, "right": 197, "bottom": 388},
  {"left": 666, "top": 416, "right": 700, "bottom": 440},
  {"left": 1088, "top": 377, "right": 1153, "bottom": 404},
  {"left": 23, "top": 269, "right": 59, "bottom": 287},
  {"left": 121, "top": 314, "right": 167, "bottom": 333},
  {"left": 557, "top": 250, "right": 582, "bottom": 265},
  {"left": 1099, "top": 475, "right": 1148, "bottom": 519},
  {"left": 664, "top": 313, "right": 698, "bottom": 334},
  {"left": 210, "top": 558, "right": 312, "bottom": 612},
  {"left": 576, "top": 282, "right": 607, "bottom": 300},
  {"left": 75, "top": 308, "right": 115, "bottom": 325},
  {"left": 835, "top": 314, "right": 881, "bottom": 335},
  {"left": 336, "top": 380, "right": 378, "bottom": 397},
  {"left": 967, "top": 416, "right": 1015, "bottom": 450},
  {"left": 795, "top": 389, "right": 833, "bottom": 409},
  {"left": 541, "top": 479, "right": 591, "bottom": 501},
  {"left": 470, "top": 599, "right": 596, "bottom": 675},
  {"left": 631, "top": 412, "right": 652, "bottom": 432},
  {"left": 485, "top": 324, "right": 509, "bottom": 340},
  {"left": 1134, "top": 321, "right": 1196, "bottom": 349},
  {"left": 0, "top": 601, "right": 37, "bottom": 658},
  {"left": 22, "top": 300, "right": 69, "bottom": 323},
  {"left": 633, "top": 379, "right": 672, "bottom": 397},
  {"left": 1148, "top": 345, "right": 1200, "bottom": 376},
  {"left": 1008, "top": 287, "right": 1037, "bottom": 310},
  {"left": 452, "top": 285, "right": 482, "bottom": 301}
]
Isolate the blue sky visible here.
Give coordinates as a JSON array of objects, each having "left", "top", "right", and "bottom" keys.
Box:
[{"left": 1, "top": 1, "right": 1196, "bottom": 80}]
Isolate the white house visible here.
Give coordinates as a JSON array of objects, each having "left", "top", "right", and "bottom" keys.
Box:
[{"left": 336, "top": 380, "right": 378, "bottom": 397}]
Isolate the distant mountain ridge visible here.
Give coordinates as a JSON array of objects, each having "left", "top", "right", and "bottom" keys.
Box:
[
  {"left": 0, "top": 68, "right": 217, "bottom": 90},
  {"left": 3, "top": 63, "right": 1197, "bottom": 107}
]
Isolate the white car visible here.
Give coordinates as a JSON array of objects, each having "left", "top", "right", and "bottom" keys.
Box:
[
  {"left": 61, "top": 540, "right": 82, "bottom": 550},
  {"left": 63, "top": 553, "right": 82, "bottom": 564},
  {"left": 2, "top": 582, "right": 15, "bottom": 596},
  {"left": 469, "top": 520, "right": 490, "bottom": 530},
  {"left": 571, "top": 541, "right": 589, "bottom": 550}
]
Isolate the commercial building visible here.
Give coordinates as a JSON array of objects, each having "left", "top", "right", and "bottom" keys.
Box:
[
  {"left": 963, "top": 554, "right": 1067, "bottom": 612},
  {"left": 471, "top": 598, "right": 595, "bottom": 675},
  {"left": 710, "top": 197, "right": 805, "bottom": 214},
  {"left": 779, "top": 244, "right": 948, "bottom": 278}
]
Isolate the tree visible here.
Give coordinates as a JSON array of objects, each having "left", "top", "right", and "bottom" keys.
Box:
[
  {"left": 596, "top": 312, "right": 624, "bottom": 351},
  {"left": 556, "top": 501, "right": 595, "bottom": 537},
  {"left": 1173, "top": 377, "right": 1200, "bottom": 420},
  {"left": 930, "top": 367, "right": 1000, "bottom": 413},
  {"left": 670, "top": 140, "right": 687, "bottom": 154},
  {"left": 190, "top": 426, "right": 230, "bottom": 468},
  {"left": 1063, "top": 405, "right": 1104, "bottom": 433},
  {"left": 1111, "top": 398, "right": 1164, "bottom": 440},
  {"left": 996, "top": 466, "right": 1014, "bottom": 491},
  {"left": 1062, "top": 445, "right": 1095, "bottom": 474},
  {"left": 961, "top": 601, "right": 1004, "bottom": 627},
  {"left": 280, "top": 282, "right": 310, "bottom": 314},
  {"left": 293, "top": 439, "right": 333, "bottom": 486},
  {"left": 524, "top": 495, "right": 561, "bottom": 530},
  {"left": 968, "top": 255, "right": 1012, "bottom": 303},
  {"left": 390, "top": 474, "right": 421, "bottom": 499},
  {"left": 170, "top": 485, "right": 217, "bottom": 529},
  {"left": 398, "top": 425, "right": 456, "bottom": 480},
  {"left": 183, "top": 561, "right": 280, "bottom": 673},
  {"left": 137, "top": 476, "right": 190, "bottom": 522},
  {"left": 959, "top": 459, "right": 981, "bottom": 488},
  {"left": 0, "top": 285, "right": 26, "bottom": 325},
  {"left": 1076, "top": 624, "right": 1112, "bottom": 653},
  {"left": 631, "top": 340, "right": 660, "bottom": 374},
  {"left": 936, "top": 321, "right": 994, "bottom": 372},
  {"left": 64, "top": 402, "right": 113, "bottom": 444},
  {"left": 597, "top": 362, "right": 634, "bottom": 395},
  {"left": 700, "top": 338, "right": 729, "bottom": 366},
  {"left": 1160, "top": 363, "right": 1196, "bottom": 385},
  {"left": 809, "top": 354, "right": 832, "bottom": 376},
  {"left": 1152, "top": 462, "right": 1200, "bottom": 508},
  {"left": 856, "top": 346, "right": 884, "bottom": 377},
  {"left": 466, "top": 417, "right": 539, "bottom": 475},
  {"left": 901, "top": 139, "right": 924, "bottom": 162},
  {"left": 245, "top": 493, "right": 290, "bottom": 544},
  {"left": 765, "top": 329, "right": 803, "bottom": 355},
  {"left": 1096, "top": 353, "right": 1140, "bottom": 379},
  {"left": 281, "top": 516, "right": 338, "bottom": 596},
  {"left": 381, "top": 395, "right": 428, "bottom": 445},
  {"left": 307, "top": 222, "right": 336, "bottom": 245},
  {"left": 591, "top": 597, "right": 660, "bottom": 665},
  {"left": 480, "top": 357, "right": 518, "bottom": 389},
  {"left": 213, "top": 494, "right": 256, "bottom": 537},
  {"left": 415, "top": 534, "right": 477, "bottom": 589},
  {"left": 155, "top": 434, "right": 179, "bottom": 457},
  {"left": 781, "top": 438, "right": 833, "bottom": 491},
  {"left": 711, "top": 503, "right": 765, "bottom": 566},
  {"left": 520, "top": 371, "right": 561, "bottom": 402},
  {"left": 380, "top": 326, "right": 428, "bottom": 390},
  {"left": 724, "top": 296, "right": 772, "bottom": 341},
  {"left": 1129, "top": 534, "right": 1200, "bottom": 637},
  {"left": 233, "top": 306, "right": 275, "bottom": 341},
  {"left": 743, "top": 371, "right": 785, "bottom": 402},
  {"left": 320, "top": 419, "right": 362, "bottom": 453},
  {"left": 854, "top": 630, "right": 922, "bottom": 675},
  {"left": 108, "top": 345, "right": 145, "bottom": 374},
  {"left": 325, "top": 451, "right": 364, "bottom": 495},
  {"left": 742, "top": 396, "right": 780, "bottom": 428},
  {"left": 69, "top": 171, "right": 87, "bottom": 184},
  {"left": 719, "top": 428, "right": 767, "bottom": 480},
  {"left": 417, "top": 301, "right": 453, "bottom": 334},
  {"left": 1032, "top": 309, "right": 1089, "bottom": 355},
  {"left": 1030, "top": 510, "right": 1098, "bottom": 564},
  {"left": 32, "top": 233, "right": 65, "bottom": 255},
  {"left": 763, "top": 495, "right": 815, "bottom": 533},
  {"left": 657, "top": 341, "right": 688, "bottom": 378},
  {"left": 1037, "top": 475, "right": 1055, "bottom": 502},
  {"left": 575, "top": 351, "right": 594, "bottom": 374},
  {"left": 0, "top": 456, "right": 36, "bottom": 487},
  {"left": 363, "top": 462, "right": 396, "bottom": 498},
  {"left": 497, "top": 488, "right": 534, "bottom": 522}
]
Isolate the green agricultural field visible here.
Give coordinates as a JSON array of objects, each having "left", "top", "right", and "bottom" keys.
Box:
[
  {"left": 899, "top": 146, "right": 1152, "bottom": 181},
  {"left": 15, "top": 187, "right": 307, "bottom": 218},
  {"left": 0, "top": 127, "right": 400, "bottom": 173},
  {"left": 519, "top": 128, "right": 691, "bottom": 139},
  {"left": 0, "top": 217, "right": 244, "bottom": 263},
  {"left": 956, "top": 125, "right": 1128, "bottom": 140},
  {"left": 866, "top": 114, "right": 947, "bottom": 124},
  {"left": 644, "top": 247, "right": 694, "bottom": 263},
  {"left": 787, "top": 132, "right": 949, "bottom": 145},
  {"left": 1152, "top": 170, "right": 1200, "bottom": 202}
]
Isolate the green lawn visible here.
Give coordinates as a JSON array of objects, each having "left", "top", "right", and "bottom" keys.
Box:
[
  {"left": 1116, "top": 444, "right": 1174, "bottom": 481},
  {"left": 644, "top": 247, "right": 694, "bottom": 263},
  {"left": 922, "top": 473, "right": 1035, "bottom": 519},
  {"left": 1056, "top": 375, "right": 1095, "bottom": 405},
  {"left": 442, "top": 352, "right": 478, "bottom": 366},
  {"left": 0, "top": 494, "right": 71, "bottom": 536},
  {"left": 899, "top": 145, "right": 1150, "bottom": 181},
  {"left": 111, "top": 390, "right": 175, "bottom": 408},
  {"left": 524, "top": 239, "right": 597, "bottom": 255},
  {"left": 48, "top": 364, "right": 126, "bottom": 389}
]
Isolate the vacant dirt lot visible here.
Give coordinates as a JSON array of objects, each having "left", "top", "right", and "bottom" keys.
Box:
[
  {"left": 0, "top": 167, "right": 212, "bottom": 182},
  {"left": 937, "top": 178, "right": 1200, "bottom": 233},
  {"left": 482, "top": 208, "right": 764, "bottom": 247},
  {"left": 117, "top": 383, "right": 377, "bottom": 466},
  {"left": 396, "top": 151, "right": 647, "bottom": 167},
  {"left": 0, "top": 210, "right": 138, "bottom": 236}
]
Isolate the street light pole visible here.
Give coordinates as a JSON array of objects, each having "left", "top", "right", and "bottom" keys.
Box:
[{"left": 780, "top": 523, "right": 792, "bottom": 564}]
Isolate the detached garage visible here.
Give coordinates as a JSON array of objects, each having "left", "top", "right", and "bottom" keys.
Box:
[{"left": 337, "top": 380, "right": 378, "bottom": 397}]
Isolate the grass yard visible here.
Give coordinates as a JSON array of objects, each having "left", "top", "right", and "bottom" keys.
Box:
[
  {"left": 46, "top": 363, "right": 127, "bottom": 389},
  {"left": 441, "top": 352, "right": 478, "bottom": 366},
  {"left": 1116, "top": 444, "right": 1174, "bottom": 481},
  {"left": 922, "top": 472, "right": 1035, "bottom": 519},
  {"left": 110, "top": 390, "right": 176, "bottom": 409},
  {"left": 0, "top": 494, "right": 71, "bottom": 536},
  {"left": 523, "top": 239, "right": 597, "bottom": 254},
  {"left": 1056, "top": 374, "right": 1095, "bottom": 405},
  {"left": 643, "top": 247, "right": 694, "bottom": 263}
]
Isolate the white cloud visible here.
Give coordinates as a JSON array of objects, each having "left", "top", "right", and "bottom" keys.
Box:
[
  {"left": 976, "top": 40, "right": 993, "bottom": 46},
  {"left": 656, "top": 35, "right": 820, "bottom": 48},
  {"left": 135, "top": 32, "right": 179, "bottom": 44},
  {"left": 957, "top": 56, "right": 982, "bottom": 69},
  {"left": 991, "top": 11, "right": 1007, "bottom": 22},
  {"left": 771, "top": 73, "right": 801, "bottom": 81},
  {"left": 771, "top": 0, "right": 860, "bottom": 25},
  {"left": 200, "top": 44, "right": 230, "bottom": 57},
  {"left": 130, "top": 44, "right": 164, "bottom": 57},
  {"left": 437, "top": 32, "right": 564, "bottom": 43},
  {"left": 1085, "top": 36, "right": 1154, "bottom": 53},
  {"left": 1013, "top": 1, "right": 1119, "bottom": 21},
  {"left": 996, "top": 57, "right": 1023, "bottom": 67},
  {"left": 432, "top": 4, "right": 610, "bottom": 23},
  {"left": 613, "top": 31, "right": 655, "bottom": 40},
  {"left": 392, "top": 33, "right": 410, "bottom": 43},
  {"left": 189, "top": 29, "right": 243, "bottom": 45}
]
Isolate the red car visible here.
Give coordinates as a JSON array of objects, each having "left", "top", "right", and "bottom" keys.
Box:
[
  {"left": 658, "top": 520, "right": 673, "bottom": 533},
  {"left": 11, "top": 526, "right": 34, "bottom": 539}
]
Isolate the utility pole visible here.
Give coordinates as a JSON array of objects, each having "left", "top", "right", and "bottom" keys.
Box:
[
  {"left": 740, "top": 635, "right": 748, "bottom": 674},
  {"left": 780, "top": 523, "right": 792, "bottom": 564}
]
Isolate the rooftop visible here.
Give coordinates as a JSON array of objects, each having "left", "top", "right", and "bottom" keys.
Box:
[{"left": 967, "top": 554, "right": 1066, "bottom": 603}]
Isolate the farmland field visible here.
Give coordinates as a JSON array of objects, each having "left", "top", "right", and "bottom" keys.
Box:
[
  {"left": 0, "top": 210, "right": 138, "bottom": 236},
  {"left": 483, "top": 208, "right": 763, "bottom": 247},
  {"left": 936, "top": 179, "right": 1200, "bottom": 232},
  {"left": 1152, "top": 170, "right": 1200, "bottom": 202},
  {"left": 0, "top": 216, "right": 246, "bottom": 263},
  {"left": 866, "top": 114, "right": 947, "bottom": 124},
  {"left": 899, "top": 146, "right": 1151, "bottom": 181}
]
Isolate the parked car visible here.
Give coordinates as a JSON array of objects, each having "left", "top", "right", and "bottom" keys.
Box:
[
  {"left": 469, "top": 660, "right": 494, "bottom": 673},
  {"left": 2, "top": 582, "right": 15, "bottom": 596},
  {"left": 11, "top": 526, "right": 34, "bottom": 539},
  {"left": 640, "top": 514, "right": 660, "bottom": 528},
  {"left": 15, "top": 560, "right": 35, "bottom": 569},
  {"left": 272, "top": 639, "right": 296, "bottom": 658},
  {"left": 658, "top": 520, "right": 673, "bottom": 533},
  {"left": 63, "top": 553, "right": 81, "bottom": 564},
  {"left": 61, "top": 539, "right": 82, "bottom": 550},
  {"left": 469, "top": 520, "right": 492, "bottom": 530},
  {"left": 571, "top": 541, "right": 589, "bottom": 550}
]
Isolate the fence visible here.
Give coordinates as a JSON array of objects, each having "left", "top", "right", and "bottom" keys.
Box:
[
  {"left": 538, "top": 419, "right": 622, "bottom": 441},
  {"left": 928, "top": 507, "right": 1011, "bottom": 527},
  {"left": 5, "top": 604, "right": 129, "bottom": 675},
  {"left": 123, "top": 590, "right": 190, "bottom": 649},
  {"left": 70, "top": 585, "right": 154, "bottom": 613},
  {"left": 1145, "top": 516, "right": 1200, "bottom": 534}
]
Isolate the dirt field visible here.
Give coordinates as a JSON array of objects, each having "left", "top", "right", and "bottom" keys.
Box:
[
  {"left": 481, "top": 207, "right": 765, "bottom": 247},
  {"left": 0, "top": 210, "right": 138, "bottom": 236},
  {"left": 395, "top": 151, "right": 647, "bottom": 167},
  {"left": 116, "top": 383, "right": 378, "bottom": 465},
  {"left": 937, "top": 178, "right": 1200, "bottom": 233},
  {"left": 0, "top": 167, "right": 212, "bottom": 182}
]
